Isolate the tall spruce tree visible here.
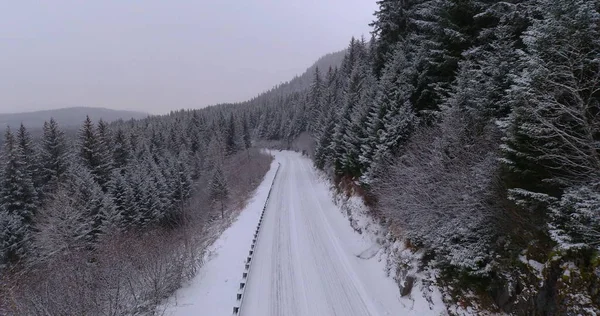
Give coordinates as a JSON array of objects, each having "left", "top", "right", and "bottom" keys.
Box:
[
  {"left": 210, "top": 164, "right": 229, "bottom": 219},
  {"left": 0, "top": 127, "right": 37, "bottom": 261},
  {"left": 225, "top": 113, "right": 239, "bottom": 155},
  {"left": 502, "top": 0, "right": 600, "bottom": 247},
  {"left": 39, "top": 118, "right": 69, "bottom": 196}
]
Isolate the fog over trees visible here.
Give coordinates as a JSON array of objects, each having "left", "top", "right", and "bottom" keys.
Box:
[{"left": 0, "top": 0, "right": 598, "bottom": 314}]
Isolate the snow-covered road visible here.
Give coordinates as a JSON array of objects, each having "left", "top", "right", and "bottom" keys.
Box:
[
  {"left": 166, "top": 151, "right": 431, "bottom": 316},
  {"left": 164, "top": 159, "right": 279, "bottom": 316},
  {"left": 240, "top": 151, "right": 402, "bottom": 316}
]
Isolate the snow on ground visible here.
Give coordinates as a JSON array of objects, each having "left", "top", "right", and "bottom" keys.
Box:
[
  {"left": 241, "top": 151, "right": 446, "bottom": 315},
  {"left": 337, "top": 195, "right": 448, "bottom": 316},
  {"left": 163, "top": 159, "right": 278, "bottom": 316},
  {"left": 165, "top": 150, "right": 449, "bottom": 316}
]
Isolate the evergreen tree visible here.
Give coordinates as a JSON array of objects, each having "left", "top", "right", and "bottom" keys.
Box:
[
  {"left": 39, "top": 118, "right": 70, "bottom": 196},
  {"left": 63, "top": 164, "right": 116, "bottom": 245},
  {"left": 209, "top": 165, "right": 229, "bottom": 219},
  {"left": 113, "top": 128, "right": 130, "bottom": 171},
  {"left": 0, "top": 127, "right": 37, "bottom": 261},
  {"left": 123, "top": 163, "right": 145, "bottom": 226},
  {"left": 225, "top": 113, "right": 239, "bottom": 155},
  {"left": 187, "top": 111, "right": 204, "bottom": 154},
  {"left": 307, "top": 66, "right": 324, "bottom": 133},
  {"left": 79, "top": 116, "right": 113, "bottom": 191},
  {"left": 501, "top": 0, "right": 600, "bottom": 202},
  {"left": 1, "top": 127, "right": 37, "bottom": 223},
  {"left": 330, "top": 40, "right": 370, "bottom": 175},
  {"left": 242, "top": 112, "right": 252, "bottom": 152},
  {"left": 95, "top": 119, "right": 115, "bottom": 191},
  {"left": 501, "top": 0, "right": 600, "bottom": 248},
  {"left": 314, "top": 67, "right": 340, "bottom": 170},
  {"left": 108, "top": 170, "right": 131, "bottom": 229},
  {"left": 371, "top": 0, "right": 414, "bottom": 77},
  {"left": 80, "top": 116, "right": 98, "bottom": 170},
  {"left": 166, "top": 153, "right": 192, "bottom": 226},
  {"left": 405, "top": 0, "right": 481, "bottom": 115},
  {"left": 16, "top": 124, "right": 40, "bottom": 201},
  {"left": 361, "top": 45, "right": 418, "bottom": 182},
  {"left": 341, "top": 61, "right": 376, "bottom": 177},
  {"left": 0, "top": 205, "right": 26, "bottom": 263}
]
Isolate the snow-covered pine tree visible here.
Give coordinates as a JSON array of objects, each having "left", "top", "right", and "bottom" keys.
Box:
[
  {"left": 167, "top": 123, "right": 184, "bottom": 154},
  {"left": 403, "top": 0, "right": 481, "bottom": 116},
  {"left": 63, "top": 163, "right": 116, "bottom": 245},
  {"left": 1, "top": 127, "right": 37, "bottom": 259},
  {"left": 501, "top": 0, "right": 600, "bottom": 248},
  {"left": 242, "top": 112, "right": 252, "bottom": 154},
  {"left": 360, "top": 44, "right": 418, "bottom": 183},
  {"left": 314, "top": 67, "right": 340, "bottom": 170},
  {"left": 225, "top": 113, "right": 239, "bottom": 155},
  {"left": 39, "top": 118, "right": 70, "bottom": 196},
  {"left": 165, "top": 153, "right": 192, "bottom": 226},
  {"left": 96, "top": 119, "right": 115, "bottom": 191},
  {"left": 501, "top": 0, "right": 600, "bottom": 202},
  {"left": 307, "top": 66, "right": 324, "bottom": 134},
  {"left": 79, "top": 116, "right": 98, "bottom": 170},
  {"left": 0, "top": 126, "right": 36, "bottom": 262},
  {"left": 79, "top": 116, "right": 113, "bottom": 191},
  {"left": 107, "top": 169, "right": 131, "bottom": 229},
  {"left": 330, "top": 39, "right": 369, "bottom": 175},
  {"left": 187, "top": 111, "right": 203, "bottom": 155},
  {"left": 0, "top": 205, "right": 27, "bottom": 263},
  {"left": 341, "top": 60, "right": 377, "bottom": 178},
  {"left": 371, "top": 0, "right": 414, "bottom": 77},
  {"left": 112, "top": 128, "right": 130, "bottom": 171},
  {"left": 16, "top": 124, "right": 41, "bottom": 203},
  {"left": 444, "top": 1, "right": 528, "bottom": 126},
  {"left": 209, "top": 164, "right": 229, "bottom": 219},
  {"left": 148, "top": 156, "right": 173, "bottom": 222}
]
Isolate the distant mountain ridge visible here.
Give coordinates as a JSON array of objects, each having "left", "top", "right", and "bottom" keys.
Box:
[
  {"left": 254, "top": 50, "right": 346, "bottom": 100},
  {"left": 206, "top": 50, "right": 345, "bottom": 110},
  {"left": 0, "top": 107, "right": 148, "bottom": 129},
  {"left": 3, "top": 50, "right": 344, "bottom": 130}
]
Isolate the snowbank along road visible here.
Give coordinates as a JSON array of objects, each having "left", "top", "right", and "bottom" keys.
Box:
[
  {"left": 166, "top": 151, "right": 408, "bottom": 316},
  {"left": 240, "top": 151, "right": 402, "bottom": 316}
]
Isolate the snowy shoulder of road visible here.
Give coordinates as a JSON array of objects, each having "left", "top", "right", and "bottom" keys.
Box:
[
  {"left": 164, "top": 151, "right": 449, "bottom": 316},
  {"left": 163, "top": 159, "right": 279, "bottom": 316},
  {"left": 241, "top": 151, "right": 447, "bottom": 316}
]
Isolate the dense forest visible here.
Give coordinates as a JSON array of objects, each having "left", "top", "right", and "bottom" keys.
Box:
[
  {"left": 0, "top": 0, "right": 598, "bottom": 314},
  {"left": 0, "top": 106, "right": 272, "bottom": 314},
  {"left": 235, "top": 0, "right": 599, "bottom": 314},
  {"left": 0, "top": 41, "right": 344, "bottom": 316}
]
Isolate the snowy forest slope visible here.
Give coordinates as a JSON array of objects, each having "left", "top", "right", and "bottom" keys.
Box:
[
  {"left": 0, "top": 0, "right": 598, "bottom": 314},
  {"left": 0, "top": 38, "right": 347, "bottom": 316},
  {"left": 234, "top": 0, "right": 600, "bottom": 314},
  {"left": 0, "top": 97, "right": 272, "bottom": 314}
]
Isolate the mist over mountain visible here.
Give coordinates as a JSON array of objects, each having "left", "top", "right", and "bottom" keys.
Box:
[
  {"left": 215, "top": 50, "right": 346, "bottom": 108},
  {"left": 0, "top": 107, "right": 148, "bottom": 129}
]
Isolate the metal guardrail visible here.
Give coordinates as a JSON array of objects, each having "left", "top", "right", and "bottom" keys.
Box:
[{"left": 233, "top": 162, "right": 281, "bottom": 315}]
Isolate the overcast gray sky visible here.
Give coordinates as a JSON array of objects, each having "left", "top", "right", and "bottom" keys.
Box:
[{"left": 0, "top": 1, "right": 376, "bottom": 114}]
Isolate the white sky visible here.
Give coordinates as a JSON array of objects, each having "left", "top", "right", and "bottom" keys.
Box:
[{"left": 0, "top": 1, "right": 376, "bottom": 114}]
